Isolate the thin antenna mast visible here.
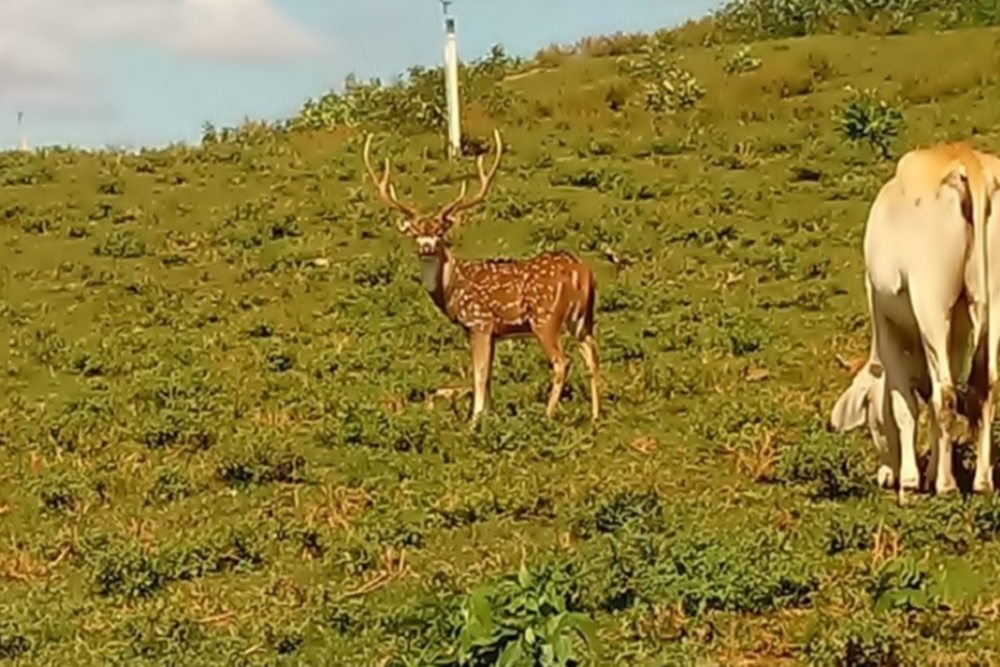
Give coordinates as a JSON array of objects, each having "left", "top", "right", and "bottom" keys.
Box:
[{"left": 441, "top": 0, "right": 461, "bottom": 160}]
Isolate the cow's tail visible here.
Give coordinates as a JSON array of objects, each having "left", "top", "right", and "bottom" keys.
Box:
[{"left": 958, "top": 150, "right": 991, "bottom": 394}]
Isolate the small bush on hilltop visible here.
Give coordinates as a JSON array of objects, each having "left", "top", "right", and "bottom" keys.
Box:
[
  {"left": 616, "top": 42, "right": 706, "bottom": 114},
  {"left": 713, "top": 0, "right": 1000, "bottom": 40},
  {"left": 723, "top": 45, "right": 763, "bottom": 74},
  {"left": 289, "top": 45, "right": 525, "bottom": 134}
]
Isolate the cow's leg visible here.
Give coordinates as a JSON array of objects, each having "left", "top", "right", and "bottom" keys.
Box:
[
  {"left": 886, "top": 378, "right": 920, "bottom": 504},
  {"left": 975, "top": 318, "right": 997, "bottom": 493},
  {"left": 977, "top": 193, "right": 1000, "bottom": 493},
  {"left": 966, "top": 305, "right": 998, "bottom": 493},
  {"left": 865, "top": 276, "right": 898, "bottom": 490},
  {"left": 869, "top": 308, "right": 920, "bottom": 502},
  {"left": 868, "top": 370, "right": 898, "bottom": 489},
  {"left": 924, "top": 300, "right": 971, "bottom": 491},
  {"left": 873, "top": 309, "right": 917, "bottom": 497},
  {"left": 960, "top": 190, "right": 1000, "bottom": 494},
  {"left": 909, "top": 284, "right": 960, "bottom": 495}
]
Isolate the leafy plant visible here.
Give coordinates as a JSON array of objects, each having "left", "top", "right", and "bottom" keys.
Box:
[
  {"left": 454, "top": 562, "right": 599, "bottom": 667},
  {"left": 836, "top": 85, "right": 904, "bottom": 159},
  {"left": 778, "top": 425, "right": 871, "bottom": 500},
  {"left": 723, "top": 44, "right": 762, "bottom": 73},
  {"left": 92, "top": 229, "right": 147, "bottom": 258},
  {"left": 0, "top": 623, "right": 32, "bottom": 660},
  {"left": 867, "top": 555, "right": 943, "bottom": 614},
  {"left": 616, "top": 45, "right": 705, "bottom": 113}
]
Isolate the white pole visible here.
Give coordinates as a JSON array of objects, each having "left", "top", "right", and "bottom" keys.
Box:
[
  {"left": 17, "top": 112, "right": 26, "bottom": 151},
  {"left": 442, "top": 1, "right": 461, "bottom": 160}
]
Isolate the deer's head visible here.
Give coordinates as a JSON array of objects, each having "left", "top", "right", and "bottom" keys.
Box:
[{"left": 361, "top": 129, "right": 503, "bottom": 259}]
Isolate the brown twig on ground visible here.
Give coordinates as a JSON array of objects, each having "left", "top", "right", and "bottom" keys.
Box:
[{"left": 342, "top": 546, "right": 411, "bottom": 598}]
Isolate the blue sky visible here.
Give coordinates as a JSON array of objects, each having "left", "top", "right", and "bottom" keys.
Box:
[{"left": 0, "top": 0, "right": 724, "bottom": 150}]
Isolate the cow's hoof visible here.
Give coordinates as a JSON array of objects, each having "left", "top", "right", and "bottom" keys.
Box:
[
  {"left": 973, "top": 472, "right": 995, "bottom": 494},
  {"left": 876, "top": 465, "right": 896, "bottom": 489},
  {"left": 934, "top": 479, "right": 959, "bottom": 495},
  {"left": 899, "top": 473, "right": 921, "bottom": 492},
  {"left": 897, "top": 487, "right": 930, "bottom": 506}
]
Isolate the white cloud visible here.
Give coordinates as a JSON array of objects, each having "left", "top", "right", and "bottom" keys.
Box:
[{"left": 0, "top": 0, "right": 329, "bottom": 114}]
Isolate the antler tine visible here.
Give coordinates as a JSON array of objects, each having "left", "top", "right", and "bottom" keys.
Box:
[
  {"left": 362, "top": 133, "right": 421, "bottom": 218},
  {"left": 437, "top": 128, "right": 504, "bottom": 222},
  {"left": 436, "top": 181, "right": 468, "bottom": 221}
]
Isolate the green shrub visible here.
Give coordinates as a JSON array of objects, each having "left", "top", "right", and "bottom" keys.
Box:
[
  {"left": 836, "top": 86, "right": 904, "bottom": 160},
  {"left": 803, "top": 612, "right": 904, "bottom": 667},
  {"left": 586, "top": 523, "right": 819, "bottom": 615},
  {"left": 778, "top": 425, "right": 871, "bottom": 500},
  {"left": 92, "top": 229, "right": 147, "bottom": 258}
]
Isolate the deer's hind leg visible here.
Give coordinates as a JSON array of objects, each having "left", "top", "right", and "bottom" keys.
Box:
[
  {"left": 568, "top": 283, "right": 600, "bottom": 422},
  {"left": 533, "top": 320, "right": 569, "bottom": 419},
  {"left": 571, "top": 304, "right": 599, "bottom": 422},
  {"left": 577, "top": 334, "right": 599, "bottom": 422}
]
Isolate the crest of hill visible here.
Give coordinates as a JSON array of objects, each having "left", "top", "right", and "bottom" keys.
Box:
[
  {"left": 2, "top": 0, "right": 997, "bottom": 165},
  {"left": 0, "top": 0, "right": 1000, "bottom": 160}
]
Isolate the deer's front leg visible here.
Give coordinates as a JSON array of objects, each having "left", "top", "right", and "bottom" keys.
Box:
[{"left": 469, "top": 330, "right": 495, "bottom": 423}]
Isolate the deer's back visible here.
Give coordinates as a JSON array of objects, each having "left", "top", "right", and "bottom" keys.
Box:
[{"left": 451, "top": 251, "right": 592, "bottom": 334}]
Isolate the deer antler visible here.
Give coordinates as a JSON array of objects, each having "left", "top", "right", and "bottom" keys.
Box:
[
  {"left": 362, "top": 134, "right": 422, "bottom": 222},
  {"left": 437, "top": 129, "right": 504, "bottom": 224}
]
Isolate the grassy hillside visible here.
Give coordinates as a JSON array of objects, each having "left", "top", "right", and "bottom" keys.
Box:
[{"left": 3, "top": 2, "right": 1000, "bottom": 664}]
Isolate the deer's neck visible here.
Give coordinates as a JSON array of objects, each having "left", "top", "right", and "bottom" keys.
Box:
[{"left": 419, "top": 248, "right": 457, "bottom": 317}]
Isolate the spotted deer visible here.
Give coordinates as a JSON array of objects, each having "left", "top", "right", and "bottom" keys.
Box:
[{"left": 361, "top": 129, "right": 600, "bottom": 423}]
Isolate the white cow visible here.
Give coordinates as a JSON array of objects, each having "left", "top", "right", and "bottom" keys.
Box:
[{"left": 828, "top": 142, "right": 1000, "bottom": 502}]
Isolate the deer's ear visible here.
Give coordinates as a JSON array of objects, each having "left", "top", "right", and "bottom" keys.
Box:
[{"left": 396, "top": 218, "right": 413, "bottom": 234}]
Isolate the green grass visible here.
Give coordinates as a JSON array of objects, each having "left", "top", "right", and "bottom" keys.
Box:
[{"left": 4, "top": 5, "right": 1000, "bottom": 665}]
